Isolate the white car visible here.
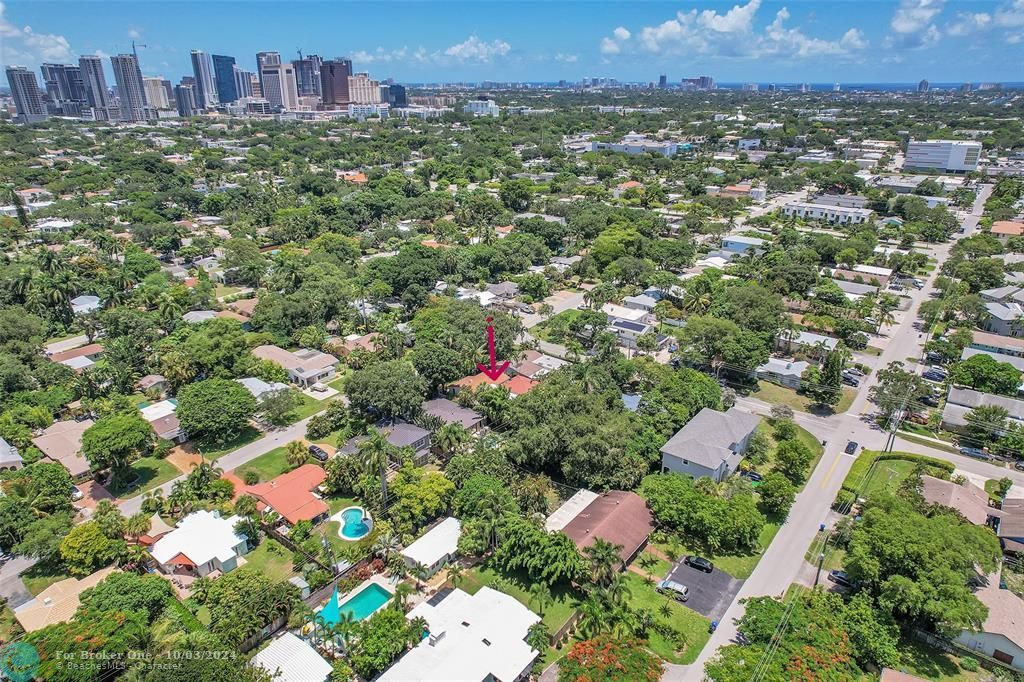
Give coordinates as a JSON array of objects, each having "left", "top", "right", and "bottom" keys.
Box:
[{"left": 311, "top": 383, "right": 328, "bottom": 393}]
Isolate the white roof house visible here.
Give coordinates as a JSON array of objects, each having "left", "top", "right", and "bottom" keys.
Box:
[
  {"left": 601, "top": 303, "right": 650, "bottom": 323},
  {"left": 236, "top": 377, "right": 289, "bottom": 400},
  {"left": 182, "top": 310, "right": 218, "bottom": 324},
  {"left": 70, "top": 295, "right": 101, "bottom": 315},
  {"left": 380, "top": 586, "right": 540, "bottom": 682},
  {"left": 150, "top": 510, "right": 248, "bottom": 576},
  {"left": 251, "top": 631, "right": 332, "bottom": 682},
  {"left": 401, "top": 517, "right": 461, "bottom": 574}
]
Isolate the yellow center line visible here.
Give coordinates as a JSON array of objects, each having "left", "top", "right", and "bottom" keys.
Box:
[{"left": 820, "top": 453, "right": 841, "bottom": 489}]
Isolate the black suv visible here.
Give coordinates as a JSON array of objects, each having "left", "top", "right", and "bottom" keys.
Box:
[
  {"left": 308, "top": 445, "right": 329, "bottom": 462},
  {"left": 684, "top": 556, "right": 714, "bottom": 573},
  {"left": 844, "top": 441, "right": 859, "bottom": 455}
]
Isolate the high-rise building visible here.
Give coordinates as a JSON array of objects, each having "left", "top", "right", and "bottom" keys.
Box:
[
  {"left": 39, "top": 63, "right": 86, "bottom": 115},
  {"left": 347, "top": 72, "right": 381, "bottom": 104},
  {"left": 249, "top": 73, "right": 262, "bottom": 98},
  {"left": 918, "top": 79, "right": 930, "bottom": 93},
  {"left": 260, "top": 61, "right": 299, "bottom": 110},
  {"left": 233, "top": 66, "right": 254, "bottom": 99},
  {"left": 190, "top": 50, "right": 218, "bottom": 109},
  {"left": 110, "top": 53, "right": 152, "bottom": 121},
  {"left": 5, "top": 66, "right": 49, "bottom": 123},
  {"left": 658, "top": 74, "right": 667, "bottom": 89},
  {"left": 741, "top": 83, "right": 758, "bottom": 91},
  {"left": 143, "top": 77, "right": 170, "bottom": 109},
  {"left": 255, "top": 51, "right": 280, "bottom": 94},
  {"left": 212, "top": 54, "right": 238, "bottom": 103},
  {"left": 160, "top": 79, "right": 176, "bottom": 107},
  {"left": 319, "top": 58, "right": 352, "bottom": 108},
  {"left": 175, "top": 82, "right": 198, "bottom": 117},
  {"left": 78, "top": 55, "right": 111, "bottom": 118},
  {"left": 387, "top": 84, "right": 407, "bottom": 108},
  {"left": 293, "top": 54, "right": 322, "bottom": 97}
]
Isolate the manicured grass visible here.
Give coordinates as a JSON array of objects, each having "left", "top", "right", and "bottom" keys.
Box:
[
  {"left": 233, "top": 446, "right": 299, "bottom": 483},
  {"left": 622, "top": 572, "right": 710, "bottom": 665},
  {"left": 194, "top": 426, "right": 262, "bottom": 461},
  {"left": 634, "top": 548, "right": 672, "bottom": 579},
  {"left": 287, "top": 393, "right": 331, "bottom": 422},
  {"left": 108, "top": 456, "right": 180, "bottom": 498},
  {"left": 861, "top": 345, "right": 883, "bottom": 356},
  {"left": 326, "top": 495, "right": 358, "bottom": 514},
  {"left": 239, "top": 539, "right": 296, "bottom": 582},
  {"left": 897, "top": 432, "right": 961, "bottom": 455},
  {"left": 530, "top": 309, "right": 583, "bottom": 343},
  {"left": 215, "top": 286, "right": 242, "bottom": 298},
  {"left": 656, "top": 519, "right": 782, "bottom": 580},
  {"left": 748, "top": 421, "right": 826, "bottom": 492},
  {"left": 21, "top": 561, "right": 73, "bottom": 597},
  {"left": 898, "top": 638, "right": 984, "bottom": 682},
  {"left": 750, "top": 381, "right": 854, "bottom": 415},
  {"left": 803, "top": 531, "right": 847, "bottom": 571},
  {"left": 840, "top": 450, "right": 951, "bottom": 500},
  {"left": 461, "top": 563, "right": 579, "bottom": 632}
]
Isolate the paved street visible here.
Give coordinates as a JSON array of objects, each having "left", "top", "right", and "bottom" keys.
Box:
[
  {"left": 668, "top": 185, "right": 993, "bottom": 680},
  {"left": 117, "top": 416, "right": 315, "bottom": 515}
]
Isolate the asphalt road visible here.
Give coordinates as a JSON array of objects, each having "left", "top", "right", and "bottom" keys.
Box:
[{"left": 668, "top": 184, "right": 994, "bottom": 680}]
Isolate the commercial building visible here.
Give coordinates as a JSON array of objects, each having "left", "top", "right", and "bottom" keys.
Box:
[
  {"left": 463, "top": 98, "right": 499, "bottom": 117},
  {"left": 211, "top": 54, "right": 237, "bottom": 103},
  {"left": 904, "top": 139, "right": 982, "bottom": 173},
  {"left": 78, "top": 55, "right": 112, "bottom": 118},
  {"left": 347, "top": 72, "right": 381, "bottom": 104},
  {"left": 783, "top": 200, "right": 874, "bottom": 224},
  {"left": 380, "top": 587, "right": 540, "bottom": 682},
  {"left": 5, "top": 66, "right": 48, "bottom": 123},
  {"left": 319, "top": 58, "right": 352, "bottom": 107},
  {"left": 292, "top": 54, "right": 322, "bottom": 97},
  {"left": 232, "top": 65, "right": 254, "bottom": 99},
  {"left": 40, "top": 63, "right": 86, "bottom": 115},
  {"left": 190, "top": 50, "right": 218, "bottom": 109},
  {"left": 143, "top": 77, "right": 170, "bottom": 109},
  {"left": 175, "top": 82, "right": 198, "bottom": 117},
  {"left": 591, "top": 131, "right": 680, "bottom": 157},
  {"left": 260, "top": 60, "right": 299, "bottom": 110},
  {"left": 386, "top": 84, "right": 407, "bottom": 107},
  {"left": 110, "top": 53, "right": 152, "bottom": 121}
]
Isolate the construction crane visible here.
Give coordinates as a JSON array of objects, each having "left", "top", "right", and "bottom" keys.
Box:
[
  {"left": 297, "top": 48, "right": 303, "bottom": 61},
  {"left": 131, "top": 40, "right": 147, "bottom": 61}
]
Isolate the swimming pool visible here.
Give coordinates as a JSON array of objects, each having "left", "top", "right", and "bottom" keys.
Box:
[
  {"left": 319, "top": 582, "right": 392, "bottom": 625},
  {"left": 337, "top": 506, "right": 372, "bottom": 540}
]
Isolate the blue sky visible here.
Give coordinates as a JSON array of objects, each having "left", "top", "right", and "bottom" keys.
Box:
[{"left": 3, "top": 1, "right": 1023, "bottom": 87}]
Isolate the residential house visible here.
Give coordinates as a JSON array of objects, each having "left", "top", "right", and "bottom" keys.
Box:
[
  {"left": 782, "top": 201, "right": 873, "bottom": 224},
  {"left": 150, "top": 510, "right": 249, "bottom": 577},
  {"left": 830, "top": 267, "right": 890, "bottom": 289},
  {"left": 182, "top": 310, "right": 218, "bottom": 324},
  {"left": 830, "top": 278, "right": 880, "bottom": 300},
  {"left": 755, "top": 358, "right": 809, "bottom": 390},
  {"left": 340, "top": 423, "right": 432, "bottom": 465},
  {"left": 246, "top": 464, "right": 329, "bottom": 526},
  {"left": 992, "top": 221, "right": 1024, "bottom": 244},
  {"left": 236, "top": 377, "right": 290, "bottom": 401},
  {"left": 962, "top": 347, "right": 1024, "bottom": 374},
  {"left": 69, "top": 295, "right": 101, "bottom": 315},
  {"left": 32, "top": 419, "right": 93, "bottom": 479},
  {"left": 48, "top": 343, "right": 103, "bottom": 372},
  {"left": 777, "top": 330, "right": 841, "bottom": 356},
  {"left": 13, "top": 566, "right": 116, "bottom": 632},
  {"left": 919, "top": 475, "right": 995, "bottom": 525},
  {"left": 957, "top": 570, "right": 1024, "bottom": 670},
  {"left": 545, "top": 489, "right": 600, "bottom": 532},
  {"left": 228, "top": 297, "right": 258, "bottom": 318},
  {"left": 983, "top": 301, "right": 1024, "bottom": 337},
  {"left": 252, "top": 345, "right": 338, "bottom": 388},
  {"left": 560, "top": 490, "right": 655, "bottom": 567},
  {"left": 421, "top": 398, "right": 485, "bottom": 433},
  {"left": 0, "top": 437, "right": 22, "bottom": 471},
  {"left": 379, "top": 586, "right": 540, "bottom": 682},
  {"left": 505, "top": 375, "right": 539, "bottom": 397},
  {"left": 660, "top": 407, "right": 762, "bottom": 482},
  {"left": 942, "top": 387, "right": 1024, "bottom": 432},
  {"left": 140, "top": 399, "right": 185, "bottom": 443},
  {"left": 137, "top": 374, "right": 169, "bottom": 397},
  {"left": 609, "top": 318, "right": 662, "bottom": 349},
  {"left": 602, "top": 302, "right": 656, "bottom": 326},
  {"left": 510, "top": 349, "right": 568, "bottom": 380},
  {"left": 400, "top": 516, "right": 461, "bottom": 576},
  {"left": 721, "top": 235, "right": 767, "bottom": 255},
  {"left": 623, "top": 293, "right": 659, "bottom": 313},
  {"left": 251, "top": 631, "right": 332, "bottom": 682},
  {"left": 486, "top": 281, "right": 520, "bottom": 299},
  {"left": 971, "top": 331, "right": 1024, "bottom": 359},
  {"left": 333, "top": 332, "right": 380, "bottom": 356}
]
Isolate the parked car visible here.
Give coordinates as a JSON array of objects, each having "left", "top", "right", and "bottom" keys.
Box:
[
  {"left": 70, "top": 485, "right": 83, "bottom": 501},
  {"left": 656, "top": 579, "right": 690, "bottom": 602},
  {"left": 842, "top": 375, "right": 860, "bottom": 387},
  {"left": 959, "top": 446, "right": 990, "bottom": 460},
  {"left": 1014, "top": 460, "right": 1024, "bottom": 472},
  {"left": 828, "top": 570, "right": 854, "bottom": 588},
  {"left": 311, "top": 382, "right": 328, "bottom": 393},
  {"left": 684, "top": 556, "right": 714, "bottom": 573},
  {"left": 739, "top": 468, "right": 763, "bottom": 482},
  {"left": 921, "top": 394, "right": 940, "bottom": 407},
  {"left": 928, "top": 365, "right": 948, "bottom": 377},
  {"left": 912, "top": 278, "right": 925, "bottom": 289},
  {"left": 308, "top": 445, "right": 329, "bottom": 462},
  {"left": 926, "top": 351, "right": 944, "bottom": 363},
  {"left": 845, "top": 441, "right": 859, "bottom": 455},
  {"left": 922, "top": 371, "right": 945, "bottom": 382}
]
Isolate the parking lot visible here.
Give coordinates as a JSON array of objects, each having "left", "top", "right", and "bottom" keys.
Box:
[{"left": 665, "top": 559, "right": 744, "bottom": 622}]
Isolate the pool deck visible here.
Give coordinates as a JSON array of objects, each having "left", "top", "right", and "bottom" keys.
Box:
[{"left": 324, "top": 576, "right": 395, "bottom": 620}]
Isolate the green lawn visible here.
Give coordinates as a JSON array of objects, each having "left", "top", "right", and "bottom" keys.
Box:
[
  {"left": 108, "top": 457, "right": 181, "bottom": 498},
  {"left": 634, "top": 548, "right": 672, "bottom": 578},
  {"left": 239, "top": 539, "right": 296, "bottom": 582},
  {"left": 287, "top": 393, "right": 331, "bottom": 423},
  {"left": 804, "top": 531, "right": 847, "bottom": 571},
  {"left": 326, "top": 495, "right": 358, "bottom": 514},
  {"left": 746, "top": 421, "right": 826, "bottom": 492},
  {"left": 233, "top": 446, "right": 299, "bottom": 483},
  {"left": 21, "top": 561, "right": 73, "bottom": 597},
  {"left": 750, "top": 381, "right": 854, "bottom": 415},
  {"left": 897, "top": 432, "right": 961, "bottom": 455},
  {"left": 194, "top": 426, "right": 262, "bottom": 460},
  {"left": 461, "top": 563, "right": 579, "bottom": 632},
  {"left": 215, "top": 285, "right": 242, "bottom": 298},
  {"left": 840, "top": 450, "right": 951, "bottom": 500},
  {"left": 529, "top": 309, "right": 583, "bottom": 343},
  {"left": 622, "top": 572, "right": 710, "bottom": 665},
  {"left": 897, "top": 639, "right": 984, "bottom": 682},
  {"left": 656, "top": 519, "right": 782, "bottom": 580}
]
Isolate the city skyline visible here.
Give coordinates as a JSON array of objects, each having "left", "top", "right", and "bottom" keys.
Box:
[{"left": 2, "top": 0, "right": 1024, "bottom": 89}]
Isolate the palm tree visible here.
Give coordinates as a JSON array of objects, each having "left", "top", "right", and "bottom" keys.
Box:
[
  {"left": 372, "top": 531, "right": 401, "bottom": 561},
  {"left": 141, "top": 489, "right": 166, "bottom": 515},
  {"left": 125, "top": 512, "right": 152, "bottom": 541},
  {"left": 584, "top": 538, "right": 623, "bottom": 587},
  {"left": 331, "top": 611, "right": 357, "bottom": 652},
  {"left": 411, "top": 562, "right": 430, "bottom": 590},
  {"left": 435, "top": 423, "right": 470, "bottom": 459},
  {"left": 528, "top": 582, "right": 553, "bottom": 616},
  {"left": 658, "top": 601, "right": 673, "bottom": 619},
  {"left": 393, "top": 582, "right": 416, "bottom": 612},
  {"left": 285, "top": 440, "right": 308, "bottom": 470},
  {"left": 356, "top": 428, "right": 394, "bottom": 504},
  {"left": 234, "top": 494, "right": 259, "bottom": 519},
  {"left": 603, "top": 573, "right": 632, "bottom": 608},
  {"left": 446, "top": 562, "right": 465, "bottom": 590}
]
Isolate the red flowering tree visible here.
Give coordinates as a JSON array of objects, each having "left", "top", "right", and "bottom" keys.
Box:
[{"left": 558, "top": 636, "right": 661, "bottom": 682}]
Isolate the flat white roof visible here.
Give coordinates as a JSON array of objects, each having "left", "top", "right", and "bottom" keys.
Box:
[
  {"left": 545, "top": 489, "right": 599, "bottom": 532},
  {"left": 140, "top": 399, "right": 177, "bottom": 423},
  {"left": 251, "top": 631, "right": 332, "bottom": 682},
  {"left": 150, "top": 510, "right": 246, "bottom": 567},
  {"left": 401, "top": 517, "right": 461, "bottom": 568},
  {"left": 380, "top": 587, "right": 540, "bottom": 682},
  {"left": 601, "top": 303, "right": 647, "bottom": 322}
]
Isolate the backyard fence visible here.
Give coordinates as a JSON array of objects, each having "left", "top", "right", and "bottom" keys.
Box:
[{"left": 912, "top": 628, "right": 1018, "bottom": 675}]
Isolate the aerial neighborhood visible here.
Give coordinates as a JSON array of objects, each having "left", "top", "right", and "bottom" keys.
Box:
[{"left": 1, "top": 6, "right": 1024, "bottom": 681}]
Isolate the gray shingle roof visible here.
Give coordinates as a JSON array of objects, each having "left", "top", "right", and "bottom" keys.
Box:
[{"left": 660, "top": 408, "right": 762, "bottom": 469}]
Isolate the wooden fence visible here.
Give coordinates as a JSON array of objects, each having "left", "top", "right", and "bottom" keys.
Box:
[{"left": 912, "top": 628, "right": 1018, "bottom": 675}]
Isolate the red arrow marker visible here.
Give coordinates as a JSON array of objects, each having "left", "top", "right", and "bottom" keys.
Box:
[{"left": 476, "top": 316, "right": 510, "bottom": 380}]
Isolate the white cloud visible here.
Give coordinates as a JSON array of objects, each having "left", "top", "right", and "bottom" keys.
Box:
[
  {"left": 945, "top": 1, "right": 1023, "bottom": 39},
  {"left": 947, "top": 11, "right": 991, "bottom": 36},
  {"left": 600, "top": 0, "right": 866, "bottom": 60},
  {"left": 443, "top": 35, "right": 510, "bottom": 62},
  {"left": 0, "top": 2, "right": 74, "bottom": 67},
  {"left": 554, "top": 53, "right": 578, "bottom": 63},
  {"left": 127, "top": 27, "right": 142, "bottom": 40},
  {"left": 995, "top": 0, "right": 1024, "bottom": 27},
  {"left": 887, "top": 0, "right": 944, "bottom": 47}
]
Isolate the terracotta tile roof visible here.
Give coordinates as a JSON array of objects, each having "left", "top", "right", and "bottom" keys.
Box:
[
  {"left": 505, "top": 375, "right": 539, "bottom": 396},
  {"left": 993, "top": 221, "right": 1024, "bottom": 237},
  {"left": 246, "top": 464, "right": 328, "bottom": 525},
  {"left": 48, "top": 343, "right": 103, "bottom": 364},
  {"left": 452, "top": 372, "right": 509, "bottom": 392}
]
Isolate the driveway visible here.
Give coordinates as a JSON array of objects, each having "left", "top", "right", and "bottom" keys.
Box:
[
  {"left": 665, "top": 559, "right": 743, "bottom": 622},
  {"left": 0, "top": 556, "right": 37, "bottom": 609}
]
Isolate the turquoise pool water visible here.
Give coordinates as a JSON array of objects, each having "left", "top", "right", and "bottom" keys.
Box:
[
  {"left": 340, "top": 507, "right": 370, "bottom": 540},
  {"left": 319, "top": 583, "right": 391, "bottom": 625}
]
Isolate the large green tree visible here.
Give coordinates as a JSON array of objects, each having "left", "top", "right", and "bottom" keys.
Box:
[
  {"left": 176, "top": 378, "right": 257, "bottom": 443},
  {"left": 81, "top": 412, "right": 154, "bottom": 472},
  {"left": 345, "top": 360, "right": 427, "bottom": 420}
]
